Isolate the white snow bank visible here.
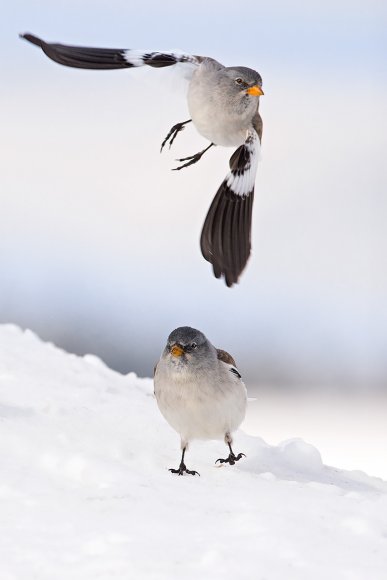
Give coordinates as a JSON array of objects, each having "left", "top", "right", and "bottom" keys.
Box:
[{"left": 0, "top": 324, "right": 386, "bottom": 580}]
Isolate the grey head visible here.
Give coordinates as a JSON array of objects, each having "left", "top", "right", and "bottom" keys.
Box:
[
  {"left": 164, "top": 326, "right": 216, "bottom": 368},
  {"left": 222, "top": 66, "right": 264, "bottom": 98}
]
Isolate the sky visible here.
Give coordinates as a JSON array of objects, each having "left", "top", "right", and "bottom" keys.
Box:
[{"left": 1, "top": 0, "right": 386, "bottom": 390}]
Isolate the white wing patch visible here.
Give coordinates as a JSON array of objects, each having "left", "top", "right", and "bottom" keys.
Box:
[
  {"left": 124, "top": 49, "right": 148, "bottom": 67},
  {"left": 124, "top": 49, "right": 200, "bottom": 69},
  {"left": 226, "top": 130, "right": 260, "bottom": 198}
]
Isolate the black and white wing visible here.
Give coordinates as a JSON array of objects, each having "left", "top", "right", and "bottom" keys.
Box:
[
  {"left": 20, "top": 33, "right": 202, "bottom": 73},
  {"left": 200, "top": 117, "right": 262, "bottom": 287}
]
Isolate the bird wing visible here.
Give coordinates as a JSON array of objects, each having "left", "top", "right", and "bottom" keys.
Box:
[
  {"left": 216, "top": 349, "right": 242, "bottom": 379},
  {"left": 20, "top": 33, "right": 203, "bottom": 73},
  {"left": 216, "top": 349, "right": 236, "bottom": 367},
  {"left": 200, "top": 121, "right": 262, "bottom": 287}
]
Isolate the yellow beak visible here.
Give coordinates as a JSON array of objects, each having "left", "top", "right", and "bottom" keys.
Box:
[
  {"left": 247, "top": 85, "right": 264, "bottom": 96},
  {"left": 171, "top": 344, "right": 184, "bottom": 357}
]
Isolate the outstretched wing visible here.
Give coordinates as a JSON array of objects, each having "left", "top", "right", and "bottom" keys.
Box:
[
  {"left": 200, "top": 119, "right": 262, "bottom": 287},
  {"left": 20, "top": 33, "right": 202, "bottom": 72}
]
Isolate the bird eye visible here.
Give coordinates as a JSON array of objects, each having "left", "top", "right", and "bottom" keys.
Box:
[
  {"left": 235, "top": 77, "right": 244, "bottom": 85},
  {"left": 191, "top": 342, "right": 197, "bottom": 349}
]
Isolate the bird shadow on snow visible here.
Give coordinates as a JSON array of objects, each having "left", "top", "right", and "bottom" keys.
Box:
[{"left": 232, "top": 431, "right": 387, "bottom": 495}]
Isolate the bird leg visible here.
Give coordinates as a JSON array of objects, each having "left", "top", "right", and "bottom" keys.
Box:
[
  {"left": 169, "top": 447, "right": 200, "bottom": 476},
  {"left": 160, "top": 119, "right": 192, "bottom": 152},
  {"left": 173, "top": 143, "right": 214, "bottom": 171},
  {"left": 216, "top": 441, "right": 246, "bottom": 466}
]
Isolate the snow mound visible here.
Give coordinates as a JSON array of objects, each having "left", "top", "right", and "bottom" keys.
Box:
[{"left": 1, "top": 324, "right": 386, "bottom": 579}]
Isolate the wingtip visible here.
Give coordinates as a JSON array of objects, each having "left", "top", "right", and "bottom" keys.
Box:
[
  {"left": 19, "top": 33, "right": 43, "bottom": 48},
  {"left": 225, "top": 276, "right": 237, "bottom": 288},
  {"left": 211, "top": 260, "right": 238, "bottom": 288}
]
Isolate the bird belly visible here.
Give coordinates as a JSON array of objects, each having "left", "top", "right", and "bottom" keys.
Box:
[
  {"left": 156, "top": 376, "right": 246, "bottom": 442},
  {"left": 191, "top": 112, "right": 247, "bottom": 147},
  {"left": 188, "top": 83, "right": 248, "bottom": 147}
]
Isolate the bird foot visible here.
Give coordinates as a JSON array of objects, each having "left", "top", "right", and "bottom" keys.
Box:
[
  {"left": 173, "top": 143, "right": 214, "bottom": 171},
  {"left": 173, "top": 151, "right": 205, "bottom": 171},
  {"left": 169, "top": 462, "right": 200, "bottom": 476},
  {"left": 160, "top": 120, "right": 191, "bottom": 152},
  {"left": 215, "top": 452, "right": 246, "bottom": 466}
]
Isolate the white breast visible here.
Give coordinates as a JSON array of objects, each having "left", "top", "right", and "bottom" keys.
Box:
[{"left": 154, "top": 359, "right": 247, "bottom": 443}]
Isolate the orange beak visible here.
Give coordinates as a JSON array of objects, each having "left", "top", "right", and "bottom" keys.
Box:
[
  {"left": 171, "top": 344, "right": 184, "bottom": 357},
  {"left": 247, "top": 85, "right": 264, "bottom": 96}
]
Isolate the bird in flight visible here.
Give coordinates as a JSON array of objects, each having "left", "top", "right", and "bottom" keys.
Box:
[{"left": 20, "top": 33, "right": 264, "bottom": 287}]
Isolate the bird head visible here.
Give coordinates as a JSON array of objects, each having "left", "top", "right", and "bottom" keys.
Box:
[
  {"left": 226, "top": 66, "right": 264, "bottom": 97},
  {"left": 164, "top": 326, "right": 214, "bottom": 369}
]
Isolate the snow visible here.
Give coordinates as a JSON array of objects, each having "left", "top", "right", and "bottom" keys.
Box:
[{"left": 1, "top": 325, "right": 386, "bottom": 580}]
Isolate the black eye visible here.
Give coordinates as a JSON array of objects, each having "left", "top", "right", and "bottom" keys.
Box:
[
  {"left": 235, "top": 77, "right": 244, "bottom": 85},
  {"left": 191, "top": 342, "right": 197, "bottom": 349}
]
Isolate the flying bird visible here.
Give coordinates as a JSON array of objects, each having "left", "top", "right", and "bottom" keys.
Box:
[
  {"left": 20, "top": 33, "right": 264, "bottom": 286},
  {"left": 154, "top": 326, "right": 247, "bottom": 476}
]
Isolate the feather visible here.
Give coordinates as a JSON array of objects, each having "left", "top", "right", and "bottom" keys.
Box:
[{"left": 200, "top": 130, "right": 260, "bottom": 286}]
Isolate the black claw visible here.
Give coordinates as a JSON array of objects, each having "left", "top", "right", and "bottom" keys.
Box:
[
  {"left": 186, "top": 469, "right": 200, "bottom": 476},
  {"left": 172, "top": 143, "right": 214, "bottom": 171},
  {"left": 172, "top": 154, "right": 202, "bottom": 171},
  {"left": 169, "top": 463, "right": 200, "bottom": 476},
  {"left": 215, "top": 452, "right": 246, "bottom": 466},
  {"left": 175, "top": 154, "right": 199, "bottom": 162},
  {"left": 160, "top": 120, "right": 192, "bottom": 153}
]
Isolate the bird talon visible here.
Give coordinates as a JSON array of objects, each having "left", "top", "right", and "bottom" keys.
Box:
[
  {"left": 160, "top": 120, "right": 192, "bottom": 152},
  {"left": 175, "top": 155, "right": 195, "bottom": 163},
  {"left": 215, "top": 452, "right": 245, "bottom": 466},
  {"left": 172, "top": 160, "right": 196, "bottom": 171},
  {"left": 169, "top": 463, "right": 200, "bottom": 476},
  {"left": 172, "top": 143, "right": 214, "bottom": 171}
]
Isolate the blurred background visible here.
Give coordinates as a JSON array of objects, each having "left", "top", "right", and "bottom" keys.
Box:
[{"left": 1, "top": 1, "right": 386, "bottom": 475}]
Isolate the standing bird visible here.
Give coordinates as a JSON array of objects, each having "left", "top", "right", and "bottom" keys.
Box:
[
  {"left": 154, "top": 326, "right": 247, "bottom": 476},
  {"left": 20, "top": 33, "right": 264, "bottom": 286}
]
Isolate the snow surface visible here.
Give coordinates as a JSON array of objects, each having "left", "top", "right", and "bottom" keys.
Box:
[{"left": 1, "top": 325, "right": 386, "bottom": 580}]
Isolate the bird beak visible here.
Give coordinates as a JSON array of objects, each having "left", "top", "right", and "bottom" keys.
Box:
[
  {"left": 247, "top": 85, "right": 264, "bottom": 96},
  {"left": 170, "top": 344, "right": 184, "bottom": 357}
]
